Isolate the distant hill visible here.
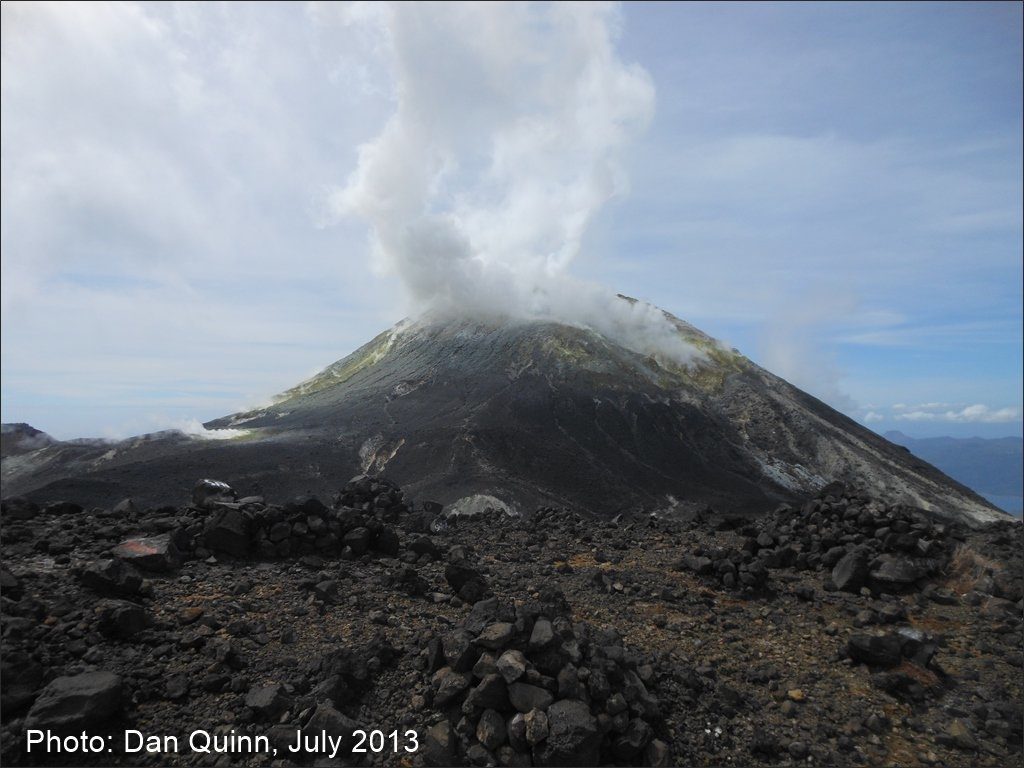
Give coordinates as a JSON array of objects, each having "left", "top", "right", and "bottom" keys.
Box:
[
  {"left": 0, "top": 423, "right": 57, "bottom": 458},
  {"left": 885, "top": 431, "right": 1023, "bottom": 516},
  {"left": 0, "top": 301, "right": 1008, "bottom": 525}
]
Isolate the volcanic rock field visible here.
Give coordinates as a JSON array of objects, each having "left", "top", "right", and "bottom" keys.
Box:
[{"left": 1, "top": 476, "right": 1021, "bottom": 767}]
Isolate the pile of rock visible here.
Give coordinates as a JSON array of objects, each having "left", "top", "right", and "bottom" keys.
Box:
[
  {"left": 332, "top": 474, "right": 413, "bottom": 520},
  {"left": 672, "top": 545, "right": 771, "bottom": 592},
  {"left": 192, "top": 476, "right": 414, "bottom": 561},
  {"left": 415, "top": 587, "right": 670, "bottom": 767},
  {"left": 675, "top": 485, "right": 967, "bottom": 596},
  {"left": 2, "top": 473, "right": 1022, "bottom": 767}
]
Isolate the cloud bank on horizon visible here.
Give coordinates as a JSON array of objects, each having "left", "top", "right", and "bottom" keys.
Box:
[
  {"left": 891, "top": 403, "right": 1021, "bottom": 424},
  {"left": 0, "top": 1, "right": 1020, "bottom": 440}
]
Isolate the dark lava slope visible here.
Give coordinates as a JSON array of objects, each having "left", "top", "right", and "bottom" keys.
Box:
[{"left": 0, "top": 306, "right": 1007, "bottom": 525}]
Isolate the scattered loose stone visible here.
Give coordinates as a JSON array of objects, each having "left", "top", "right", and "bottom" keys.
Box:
[{"left": 1, "top": 477, "right": 1019, "bottom": 768}]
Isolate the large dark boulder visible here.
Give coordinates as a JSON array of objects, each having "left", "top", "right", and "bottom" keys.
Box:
[
  {"left": 433, "top": 668, "right": 472, "bottom": 707},
  {"left": 409, "top": 536, "right": 441, "bottom": 560},
  {"left": 297, "top": 703, "right": 357, "bottom": 757},
  {"left": 441, "top": 630, "right": 477, "bottom": 673},
  {"left": 192, "top": 479, "right": 237, "bottom": 509},
  {"left": 0, "top": 651, "right": 43, "bottom": 716},
  {"left": 534, "top": 699, "right": 601, "bottom": 766},
  {"left": 612, "top": 718, "right": 654, "bottom": 761},
  {"left": 869, "top": 555, "right": 921, "bottom": 591},
  {"left": 343, "top": 527, "right": 372, "bottom": 557},
  {"left": 112, "top": 532, "right": 183, "bottom": 572},
  {"left": 509, "top": 682, "right": 554, "bottom": 713},
  {"left": 96, "top": 600, "right": 149, "bottom": 638},
  {"left": 832, "top": 549, "right": 870, "bottom": 593},
  {"left": 846, "top": 633, "right": 903, "bottom": 668},
  {"left": 895, "top": 627, "right": 938, "bottom": 668},
  {"left": 286, "top": 495, "right": 329, "bottom": 517},
  {"left": 79, "top": 559, "right": 145, "bottom": 597},
  {"left": 245, "top": 684, "right": 292, "bottom": 721},
  {"left": 1, "top": 568, "right": 23, "bottom": 600},
  {"left": 476, "top": 622, "right": 515, "bottom": 651},
  {"left": 25, "top": 671, "right": 123, "bottom": 732},
  {"left": 465, "top": 673, "right": 510, "bottom": 710},
  {"left": 373, "top": 526, "right": 400, "bottom": 557},
  {"left": 422, "top": 720, "right": 456, "bottom": 767},
  {"left": 203, "top": 507, "right": 250, "bottom": 557},
  {"left": 445, "top": 562, "right": 490, "bottom": 603},
  {"left": 676, "top": 554, "right": 714, "bottom": 575}
]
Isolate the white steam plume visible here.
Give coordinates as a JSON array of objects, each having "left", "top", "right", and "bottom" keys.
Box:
[
  {"left": 324, "top": 2, "right": 702, "bottom": 364},
  {"left": 173, "top": 419, "right": 250, "bottom": 440}
]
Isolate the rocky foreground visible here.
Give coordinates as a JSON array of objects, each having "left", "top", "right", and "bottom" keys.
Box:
[{"left": 0, "top": 479, "right": 1021, "bottom": 767}]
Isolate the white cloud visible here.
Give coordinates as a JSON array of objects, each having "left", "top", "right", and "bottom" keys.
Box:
[
  {"left": 1, "top": 3, "right": 1020, "bottom": 440},
  {"left": 863, "top": 411, "right": 885, "bottom": 423},
  {"left": 1, "top": 1, "right": 399, "bottom": 437},
  {"left": 595, "top": 122, "right": 1021, "bottom": 369},
  {"left": 895, "top": 404, "right": 1021, "bottom": 424},
  {"left": 837, "top": 320, "right": 1019, "bottom": 349}
]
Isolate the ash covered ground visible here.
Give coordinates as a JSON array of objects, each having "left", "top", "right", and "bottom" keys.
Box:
[{"left": 1, "top": 477, "right": 1021, "bottom": 768}]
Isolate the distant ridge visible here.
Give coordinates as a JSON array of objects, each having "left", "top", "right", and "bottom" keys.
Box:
[
  {"left": 0, "top": 423, "right": 57, "bottom": 458},
  {"left": 1, "top": 298, "right": 1008, "bottom": 526}
]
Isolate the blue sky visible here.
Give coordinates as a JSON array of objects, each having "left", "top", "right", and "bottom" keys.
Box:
[{"left": 1, "top": 1, "right": 1021, "bottom": 440}]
